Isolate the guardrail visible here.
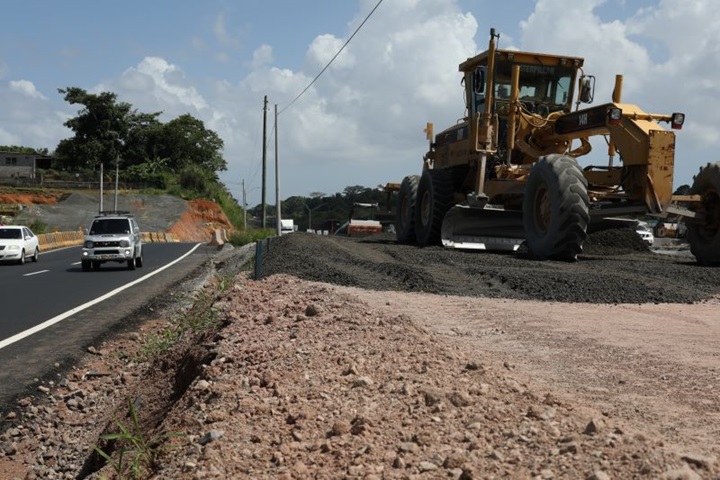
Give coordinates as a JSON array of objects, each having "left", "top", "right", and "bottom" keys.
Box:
[{"left": 36, "top": 231, "right": 179, "bottom": 251}]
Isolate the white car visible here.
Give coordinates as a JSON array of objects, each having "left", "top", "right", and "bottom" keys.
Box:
[
  {"left": 636, "top": 224, "right": 655, "bottom": 246},
  {"left": 0, "top": 225, "right": 40, "bottom": 264}
]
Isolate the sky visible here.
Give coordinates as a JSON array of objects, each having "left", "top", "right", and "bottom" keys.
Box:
[{"left": 1, "top": 0, "right": 718, "bottom": 208}]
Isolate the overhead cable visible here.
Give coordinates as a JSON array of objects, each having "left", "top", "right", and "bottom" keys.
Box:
[{"left": 278, "top": 0, "right": 384, "bottom": 115}]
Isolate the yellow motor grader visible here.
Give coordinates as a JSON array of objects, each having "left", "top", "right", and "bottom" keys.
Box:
[{"left": 396, "top": 28, "right": 720, "bottom": 265}]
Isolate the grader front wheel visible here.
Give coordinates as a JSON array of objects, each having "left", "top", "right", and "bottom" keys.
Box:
[
  {"left": 522, "top": 154, "right": 590, "bottom": 261},
  {"left": 395, "top": 175, "right": 419, "bottom": 244},
  {"left": 414, "top": 169, "right": 455, "bottom": 247},
  {"left": 687, "top": 162, "right": 720, "bottom": 266}
]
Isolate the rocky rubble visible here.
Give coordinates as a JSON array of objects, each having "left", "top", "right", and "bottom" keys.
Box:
[{"left": 0, "top": 231, "right": 718, "bottom": 479}]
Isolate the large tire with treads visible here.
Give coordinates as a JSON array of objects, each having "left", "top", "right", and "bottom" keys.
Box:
[
  {"left": 395, "top": 175, "right": 419, "bottom": 244},
  {"left": 415, "top": 169, "right": 455, "bottom": 247},
  {"left": 687, "top": 162, "right": 720, "bottom": 266},
  {"left": 522, "top": 154, "right": 590, "bottom": 261}
]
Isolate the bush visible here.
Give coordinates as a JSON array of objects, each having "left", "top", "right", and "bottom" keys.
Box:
[
  {"left": 28, "top": 220, "right": 48, "bottom": 234},
  {"left": 228, "top": 228, "right": 274, "bottom": 246}
]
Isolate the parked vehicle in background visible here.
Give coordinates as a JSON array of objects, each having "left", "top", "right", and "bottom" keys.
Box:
[
  {"left": 335, "top": 203, "right": 384, "bottom": 237},
  {"left": 636, "top": 223, "right": 655, "bottom": 246},
  {"left": 81, "top": 211, "right": 143, "bottom": 271},
  {"left": 280, "top": 219, "right": 295, "bottom": 235},
  {"left": 0, "top": 225, "right": 40, "bottom": 264}
]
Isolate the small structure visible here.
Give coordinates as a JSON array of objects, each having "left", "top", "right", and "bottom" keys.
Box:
[{"left": 0, "top": 151, "right": 52, "bottom": 179}]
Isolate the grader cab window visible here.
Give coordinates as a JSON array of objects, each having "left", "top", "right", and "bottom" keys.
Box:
[{"left": 494, "top": 61, "right": 574, "bottom": 112}]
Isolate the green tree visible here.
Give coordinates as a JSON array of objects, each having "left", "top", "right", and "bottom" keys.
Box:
[
  {"left": 0, "top": 145, "right": 48, "bottom": 155},
  {"left": 55, "top": 87, "right": 138, "bottom": 170},
  {"left": 160, "top": 114, "right": 227, "bottom": 175}
]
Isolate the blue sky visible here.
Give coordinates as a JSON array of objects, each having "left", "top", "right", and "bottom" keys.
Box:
[{"left": 1, "top": 0, "right": 718, "bottom": 208}]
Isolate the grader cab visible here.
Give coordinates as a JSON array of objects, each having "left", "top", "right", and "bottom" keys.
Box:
[{"left": 396, "top": 28, "right": 720, "bottom": 265}]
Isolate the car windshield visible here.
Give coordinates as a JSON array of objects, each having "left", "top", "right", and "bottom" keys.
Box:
[
  {"left": 0, "top": 228, "right": 22, "bottom": 239},
  {"left": 90, "top": 219, "right": 131, "bottom": 234}
]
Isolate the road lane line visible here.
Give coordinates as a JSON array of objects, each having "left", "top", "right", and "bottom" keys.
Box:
[
  {"left": 0, "top": 243, "right": 203, "bottom": 351},
  {"left": 23, "top": 270, "right": 50, "bottom": 277}
]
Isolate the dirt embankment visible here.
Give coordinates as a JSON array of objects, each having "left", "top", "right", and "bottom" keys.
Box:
[
  {"left": 0, "top": 190, "right": 231, "bottom": 242},
  {"left": 168, "top": 198, "right": 233, "bottom": 242}
]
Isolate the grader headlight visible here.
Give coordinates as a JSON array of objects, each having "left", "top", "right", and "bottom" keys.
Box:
[
  {"left": 608, "top": 107, "right": 623, "bottom": 126},
  {"left": 671, "top": 112, "right": 685, "bottom": 130}
]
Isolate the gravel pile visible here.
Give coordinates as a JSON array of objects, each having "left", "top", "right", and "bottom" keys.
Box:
[{"left": 260, "top": 230, "right": 718, "bottom": 304}]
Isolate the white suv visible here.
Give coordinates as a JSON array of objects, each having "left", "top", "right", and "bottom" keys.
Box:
[{"left": 81, "top": 211, "right": 143, "bottom": 271}]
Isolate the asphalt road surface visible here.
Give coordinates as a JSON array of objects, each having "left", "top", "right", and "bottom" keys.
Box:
[{"left": 0, "top": 242, "right": 220, "bottom": 409}]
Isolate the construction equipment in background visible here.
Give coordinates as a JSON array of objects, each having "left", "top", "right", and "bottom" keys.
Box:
[
  {"left": 335, "top": 202, "right": 384, "bottom": 237},
  {"left": 335, "top": 183, "right": 400, "bottom": 237},
  {"left": 654, "top": 221, "right": 687, "bottom": 239},
  {"left": 395, "top": 27, "right": 720, "bottom": 265}
]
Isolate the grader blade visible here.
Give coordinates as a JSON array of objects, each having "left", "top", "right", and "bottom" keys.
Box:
[{"left": 441, "top": 205, "right": 525, "bottom": 251}]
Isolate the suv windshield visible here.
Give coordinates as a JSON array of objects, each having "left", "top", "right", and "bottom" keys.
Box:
[{"left": 90, "top": 219, "right": 131, "bottom": 235}]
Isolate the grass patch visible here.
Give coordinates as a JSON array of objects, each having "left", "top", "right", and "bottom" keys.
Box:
[
  {"left": 228, "top": 228, "right": 274, "bottom": 246},
  {"left": 94, "top": 399, "right": 182, "bottom": 479}
]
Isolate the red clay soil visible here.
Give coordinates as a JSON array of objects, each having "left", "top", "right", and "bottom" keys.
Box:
[
  {"left": 0, "top": 192, "right": 61, "bottom": 205},
  {"left": 168, "top": 198, "right": 233, "bottom": 242}
]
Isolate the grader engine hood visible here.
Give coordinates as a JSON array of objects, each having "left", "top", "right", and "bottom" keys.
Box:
[{"left": 554, "top": 104, "right": 614, "bottom": 136}]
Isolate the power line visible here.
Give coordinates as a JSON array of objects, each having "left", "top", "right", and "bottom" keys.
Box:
[{"left": 278, "top": 0, "right": 384, "bottom": 115}]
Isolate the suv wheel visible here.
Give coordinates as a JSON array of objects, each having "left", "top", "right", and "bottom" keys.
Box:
[
  {"left": 135, "top": 254, "right": 143, "bottom": 268},
  {"left": 81, "top": 260, "right": 91, "bottom": 272},
  {"left": 127, "top": 257, "right": 136, "bottom": 270}
]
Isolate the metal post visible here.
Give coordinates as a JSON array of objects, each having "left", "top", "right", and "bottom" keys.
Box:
[
  {"left": 114, "top": 155, "right": 119, "bottom": 211},
  {"left": 261, "top": 96, "right": 268, "bottom": 229},
  {"left": 99, "top": 162, "right": 104, "bottom": 213},
  {"left": 275, "top": 104, "right": 281, "bottom": 236},
  {"left": 242, "top": 179, "right": 247, "bottom": 231},
  {"left": 254, "top": 241, "right": 263, "bottom": 279}
]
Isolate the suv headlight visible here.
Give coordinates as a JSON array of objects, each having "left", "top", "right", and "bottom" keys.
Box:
[
  {"left": 84, "top": 240, "right": 94, "bottom": 249},
  {"left": 120, "top": 239, "right": 131, "bottom": 247}
]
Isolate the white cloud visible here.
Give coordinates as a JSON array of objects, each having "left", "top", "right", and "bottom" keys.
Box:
[
  {"left": 251, "top": 45, "right": 274, "bottom": 70},
  {"left": 101, "top": 57, "right": 209, "bottom": 116},
  {"left": 9, "top": 80, "right": 47, "bottom": 100},
  {"left": 0, "top": 81, "right": 70, "bottom": 149},
  {"left": 307, "top": 34, "right": 355, "bottom": 70}
]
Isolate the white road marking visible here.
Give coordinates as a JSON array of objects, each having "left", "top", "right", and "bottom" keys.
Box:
[
  {"left": 23, "top": 270, "right": 50, "bottom": 277},
  {"left": 0, "top": 243, "right": 203, "bottom": 351}
]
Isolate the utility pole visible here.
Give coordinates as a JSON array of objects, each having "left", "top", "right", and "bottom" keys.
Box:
[
  {"left": 99, "top": 162, "right": 104, "bottom": 212},
  {"left": 274, "top": 104, "right": 281, "bottom": 236},
  {"left": 114, "top": 154, "right": 119, "bottom": 211},
  {"left": 242, "top": 179, "right": 247, "bottom": 231},
  {"left": 261, "top": 95, "right": 268, "bottom": 229}
]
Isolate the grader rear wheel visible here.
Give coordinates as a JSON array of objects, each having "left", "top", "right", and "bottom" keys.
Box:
[
  {"left": 414, "top": 169, "right": 455, "bottom": 247},
  {"left": 522, "top": 154, "right": 590, "bottom": 261},
  {"left": 687, "top": 162, "right": 720, "bottom": 266},
  {"left": 395, "top": 175, "right": 419, "bottom": 244}
]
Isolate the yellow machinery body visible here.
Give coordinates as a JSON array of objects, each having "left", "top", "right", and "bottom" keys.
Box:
[{"left": 395, "top": 28, "right": 720, "bottom": 265}]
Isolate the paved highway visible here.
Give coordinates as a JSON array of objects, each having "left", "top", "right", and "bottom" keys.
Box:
[{"left": 0, "top": 242, "right": 220, "bottom": 409}]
